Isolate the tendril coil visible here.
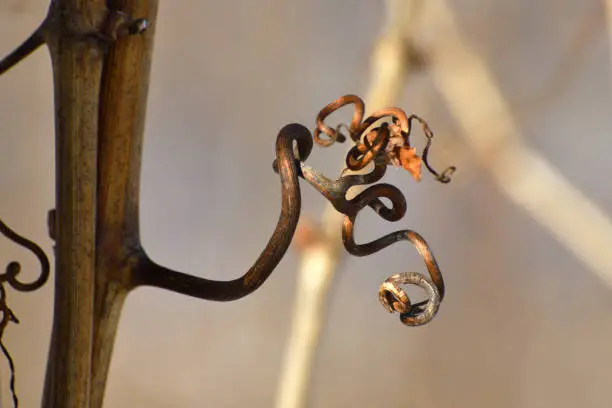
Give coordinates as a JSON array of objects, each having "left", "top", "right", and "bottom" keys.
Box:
[
  {"left": 0, "top": 217, "right": 51, "bottom": 406},
  {"left": 304, "top": 94, "right": 455, "bottom": 326},
  {"left": 0, "top": 218, "right": 50, "bottom": 292}
]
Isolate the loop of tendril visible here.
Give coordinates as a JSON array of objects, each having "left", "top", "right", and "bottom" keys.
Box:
[
  {"left": 379, "top": 272, "right": 441, "bottom": 326},
  {"left": 314, "top": 95, "right": 455, "bottom": 183},
  {"left": 0, "top": 218, "right": 50, "bottom": 292},
  {"left": 302, "top": 94, "right": 453, "bottom": 326},
  {"left": 0, "top": 217, "right": 47, "bottom": 407}
]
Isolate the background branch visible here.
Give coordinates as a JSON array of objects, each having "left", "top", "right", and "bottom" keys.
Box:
[
  {"left": 428, "top": 0, "right": 612, "bottom": 288},
  {"left": 274, "top": 2, "right": 424, "bottom": 407}
]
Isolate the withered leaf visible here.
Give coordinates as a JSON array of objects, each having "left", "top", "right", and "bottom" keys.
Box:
[{"left": 397, "top": 147, "right": 422, "bottom": 181}]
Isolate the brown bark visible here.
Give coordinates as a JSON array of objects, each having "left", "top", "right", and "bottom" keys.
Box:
[
  {"left": 40, "top": 1, "right": 158, "bottom": 407},
  {"left": 91, "top": 2, "right": 158, "bottom": 406}
]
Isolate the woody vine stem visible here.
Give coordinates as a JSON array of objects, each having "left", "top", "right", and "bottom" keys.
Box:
[{"left": 0, "top": 1, "right": 454, "bottom": 407}]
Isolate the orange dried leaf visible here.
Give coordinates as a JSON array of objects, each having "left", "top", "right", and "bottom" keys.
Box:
[{"left": 398, "top": 147, "right": 422, "bottom": 181}]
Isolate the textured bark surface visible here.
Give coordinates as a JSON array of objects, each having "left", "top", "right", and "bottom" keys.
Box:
[
  {"left": 43, "top": 2, "right": 107, "bottom": 406},
  {"left": 41, "top": 1, "right": 159, "bottom": 407},
  {"left": 91, "top": 2, "right": 158, "bottom": 406}
]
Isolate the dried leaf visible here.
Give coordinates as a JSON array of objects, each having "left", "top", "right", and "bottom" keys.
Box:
[{"left": 398, "top": 147, "right": 422, "bottom": 181}]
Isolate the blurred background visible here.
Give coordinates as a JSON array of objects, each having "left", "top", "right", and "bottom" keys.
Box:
[{"left": 2, "top": 0, "right": 612, "bottom": 407}]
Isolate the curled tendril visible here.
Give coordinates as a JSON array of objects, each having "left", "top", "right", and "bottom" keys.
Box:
[
  {"left": 379, "top": 273, "right": 440, "bottom": 327},
  {"left": 298, "top": 154, "right": 445, "bottom": 325},
  {"left": 0, "top": 218, "right": 50, "bottom": 292},
  {"left": 0, "top": 217, "right": 43, "bottom": 407},
  {"left": 299, "top": 95, "right": 454, "bottom": 326},
  {"left": 130, "top": 95, "right": 451, "bottom": 327},
  {"left": 314, "top": 94, "right": 364, "bottom": 146},
  {"left": 314, "top": 94, "right": 455, "bottom": 183}
]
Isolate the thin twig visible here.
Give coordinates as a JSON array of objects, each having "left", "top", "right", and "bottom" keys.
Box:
[
  {"left": 134, "top": 124, "right": 314, "bottom": 300},
  {"left": 0, "top": 340, "right": 17, "bottom": 407},
  {"left": 0, "top": 25, "right": 46, "bottom": 76},
  {"left": 0, "top": 284, "right": 18, "bottom": 408},
  {"left": 274, "top": 2, "right": 424, "bottom": 407}
]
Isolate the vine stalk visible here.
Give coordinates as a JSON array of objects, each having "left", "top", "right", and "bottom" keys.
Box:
[{"left": 41, "top": 1, "right": 159, "bottom": 407}]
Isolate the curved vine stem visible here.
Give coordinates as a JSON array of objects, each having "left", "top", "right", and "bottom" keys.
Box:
[{"left": 133, "top": 123, "right": 313, "bottom": 301}]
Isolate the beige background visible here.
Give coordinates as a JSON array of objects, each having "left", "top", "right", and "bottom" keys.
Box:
[{"left": 1, "top": 1, "right": 612, "bottom": 407}]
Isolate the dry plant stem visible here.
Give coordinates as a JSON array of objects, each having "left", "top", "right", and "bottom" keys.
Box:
[
  {"left": 274, "top": 2, "right": 422, "bottom": 407},
  {"left": 134, "top": 123, "right": 313, "bottom": 300},
  {"left": 42, "top": 1, "right": 109, "bottom": 407},
  {"left": 37, "top": 1, "right": 158, "bottom": 407},
  {"left": 428, "top": 0, "right": 612, "bottom": 288},
  {"left": 91, "top": 1, "right": 158, "bottom": 407}
]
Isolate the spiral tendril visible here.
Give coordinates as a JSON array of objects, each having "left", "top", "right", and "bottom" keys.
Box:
[{"left": 302, "top": 95, "right": 454, "bottom": 326}]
